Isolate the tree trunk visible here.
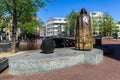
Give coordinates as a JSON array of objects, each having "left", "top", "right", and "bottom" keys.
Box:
[
  {"left": 11, "top": 34, "right": 16, "bottom": 53},
  {"left": 11, "top": 0, "right": 17, "bottom": 53}
]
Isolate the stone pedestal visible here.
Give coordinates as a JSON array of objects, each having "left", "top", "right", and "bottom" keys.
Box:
[{"left": 9, "top": 48, "right": 103, "bottom": 75}]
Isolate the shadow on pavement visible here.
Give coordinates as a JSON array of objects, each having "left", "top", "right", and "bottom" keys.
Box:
[{"left": 95, "top": 44, "right": 120, "bottom": 61}]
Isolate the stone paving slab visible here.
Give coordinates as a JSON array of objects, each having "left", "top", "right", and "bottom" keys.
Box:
[{"left": 9, "top": 48, "right": 103, "bottom": 75}]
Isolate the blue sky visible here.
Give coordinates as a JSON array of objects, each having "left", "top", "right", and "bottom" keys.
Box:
[{"left": 37, "top": 0, "right": 120, "bottom": 23}]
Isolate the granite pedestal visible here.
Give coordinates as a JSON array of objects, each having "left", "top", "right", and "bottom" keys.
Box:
[{"left": 9, "top": 48, "right": 103, "bottom": 75}]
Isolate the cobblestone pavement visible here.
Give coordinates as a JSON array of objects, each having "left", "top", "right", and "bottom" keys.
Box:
[{"left": 0, "top": 39, "right": 120, "bottom": 80}]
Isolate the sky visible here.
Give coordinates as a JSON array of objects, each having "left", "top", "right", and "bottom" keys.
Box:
[{"left": 37, "top": 0, "right": 120, "bottom": 23}]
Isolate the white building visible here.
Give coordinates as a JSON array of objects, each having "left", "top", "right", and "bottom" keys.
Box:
[
  {"left": 115, "top": 22, "right": 120, "bottom": 38},
  {"left": 90, "top": 11, "right": 103, "bottom": 18},
  {"left": 39, "top": 25, "right": 46, "bottom": 37},
  {"left": 90, "top": 11, "right": 103, "bottom": 36},
  {"left": 45, "top": 17, "right": 67, "bottom": 37}
]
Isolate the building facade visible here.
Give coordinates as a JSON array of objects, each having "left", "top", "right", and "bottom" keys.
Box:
[
  {"left": 90, "top": 11, "right": 103, "bottom": 36},
  {"left": 39, "top": 26, "right": 45, "bottom": 37},
  {"left": 115, "top": 22, "right": 120, "bottom": 38},
  {"left": 0, "top": 16, "right": 12, "bottom": 42},
  {"left": 45, "top": 17, "right": 67, "bottom": 37}
]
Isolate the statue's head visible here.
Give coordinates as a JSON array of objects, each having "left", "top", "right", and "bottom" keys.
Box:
[{"left": 80, "top": 8, "right": 87, "bottom": 14}]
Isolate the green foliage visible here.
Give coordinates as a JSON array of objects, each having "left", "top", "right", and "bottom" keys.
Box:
[
  {"left": 0, "top": 0, "right": 46, "bottom": 15},
  {"left": 91, "top": 18, "right": 100, "bottom": 35},
  {"left": 0, "top": 21, "right": 7, "bottom": 28},
  {"left": 0, "top": 16, "right": 12, "bottom": 32},
  {"left": 102, "top": 12, "right": 116, "bottom": 36},
  {"left": 19, "top": 18, "right": 44, "bottom": 34},
  {"left": 91, "top": 14, "right": 103, "bottom": 36},
  {"left": 66, "top": 9, "right": 78, "bottom": 37},
  {"left": 0, "top": 0, "right": 47, "bottom": 33},
  {"left": 0, "top": 0, "right": 48, "bottom": 53}
]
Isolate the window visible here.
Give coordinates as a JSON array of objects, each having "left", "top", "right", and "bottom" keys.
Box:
[
  {"left": 92, "top": 13, "right": 96, "bottom": 15},
  {"left": 58, "top": 19, "right": 61, "bottom": 21}
]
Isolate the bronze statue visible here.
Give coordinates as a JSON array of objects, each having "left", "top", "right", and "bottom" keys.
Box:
[{"left": 75, "top": 8, "right": 93, "bottom": 50}]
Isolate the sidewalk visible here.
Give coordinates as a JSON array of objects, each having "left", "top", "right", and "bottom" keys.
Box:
[
  {"left": 0, "top": 39, "right": 120, "bottom": 80},
  {"left": 0, "top": 56, "right": 120, "bottom": 80}
]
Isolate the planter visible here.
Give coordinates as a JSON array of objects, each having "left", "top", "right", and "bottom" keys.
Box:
[{"left": 0, "top": 58, "right": 8, "bottom": 73}]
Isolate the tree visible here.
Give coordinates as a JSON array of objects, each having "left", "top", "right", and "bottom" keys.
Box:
[
  {"left": 0, "top": 0, "right": 47, "bottom": 53},
  {"left": 0, "top": 16, "right": 7, "bottom": 28},
  {"left": 66, "top": 9, "right": 78, "bottom": 37},
  {"left": 91, "top": 18, "right": 100, "bottom": 36},
  {"left": 20, "top": 17, "right": 44, "bottom": 41},
  {"left": 102, "top": 12, "right": 116, "bottom": 36},
  {"left": 91, "top": 13, "right": 103, "bottom": 37},
  {"left": 19, "top": 16, "right": 44, "bottom": 34}
]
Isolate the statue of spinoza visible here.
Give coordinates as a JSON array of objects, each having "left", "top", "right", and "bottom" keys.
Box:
[{"left": 75, "top": 8, "right": 93, "bottom": 50}]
